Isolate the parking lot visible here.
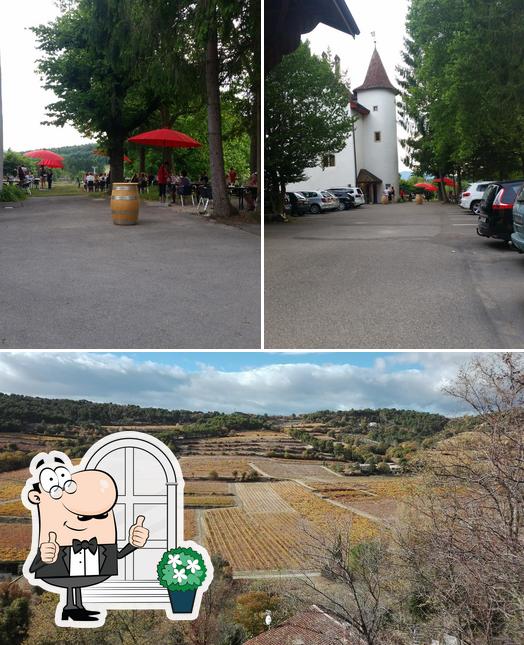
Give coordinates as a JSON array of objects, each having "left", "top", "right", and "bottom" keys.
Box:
[
  {"left": 0, "top": 196, "right": 260, "bottom": 348},
  {"left": 265, "top": 201, "right": 524, "bottom": 348}
]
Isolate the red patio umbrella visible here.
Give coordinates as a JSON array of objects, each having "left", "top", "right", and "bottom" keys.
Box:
[
  {"left": 128, "top": 128, "right": 201, "bottom": 149},
  {"left": 24, "top": 149, "right": 64, "bottom": 161},
  {"left": 433, "top": 177, "right": 455, "bottom": 187},
  {"left": 415, "top": 182, "right": 438, "bottom": 192},
  {"left": 37, "top": 158, "right": 64, "bottom": 169}
]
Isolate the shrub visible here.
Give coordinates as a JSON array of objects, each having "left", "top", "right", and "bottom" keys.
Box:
[
  {"left": 0, "top": 185, "right": 27, "bottom": 202},
  {"left": 157, "top": 547, "right": 208, "bottom": 592}
]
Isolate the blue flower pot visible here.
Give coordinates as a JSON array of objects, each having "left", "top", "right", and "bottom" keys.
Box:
[{"left": 168, "top": 589, "right": 197, "bottom": 613}]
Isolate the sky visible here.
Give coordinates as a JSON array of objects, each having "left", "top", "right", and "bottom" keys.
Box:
[
  {"left": 305, "top": 0, "right": 411, "bottom": 170},
  {"left": 0, "top": 2, "right": 93, "bottom": 150},
  {"left": 0, "top": 351, "right": 487, "bottom": 417}
]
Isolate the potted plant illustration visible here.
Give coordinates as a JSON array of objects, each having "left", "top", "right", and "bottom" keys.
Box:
[{"left": 157, "top": 546, "right": 209, "bottom": 613}]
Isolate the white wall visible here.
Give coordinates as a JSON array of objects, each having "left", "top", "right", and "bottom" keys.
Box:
[{"left": 355, "top": 88, "right": 399, "bottom": 196}]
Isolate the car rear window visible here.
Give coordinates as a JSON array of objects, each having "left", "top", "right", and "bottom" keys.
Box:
[
  {"left": 477, "top": 183, "right": 489, "bottom": 191},
  {"left": 503, "top": 185, "right": 520, "bottom": 203},
  {"left": 517, "top": 186, "right": 524, "bottom": 202}
]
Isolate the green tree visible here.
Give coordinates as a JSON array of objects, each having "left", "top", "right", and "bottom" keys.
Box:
[
  {"left": 398, "top": 0, "right": 524, "bottom": 185},
  {"left": 33, "top": 0, "right": 160, "bottom": 183},
  {"left": 265, "top": 42, "right": 354, "bottom": 214}
]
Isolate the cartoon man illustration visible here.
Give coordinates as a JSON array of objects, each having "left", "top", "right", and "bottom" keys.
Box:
[{"left": 22, "top": 451, "right": 149, "bottom": 626}]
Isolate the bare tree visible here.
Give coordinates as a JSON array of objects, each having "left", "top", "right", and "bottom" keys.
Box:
[
  {"left": 298, "top": 521, "right": 399, "bottom": 645},
  {"left": 395, "top": 353, "right": 524, "bottom": 644}
]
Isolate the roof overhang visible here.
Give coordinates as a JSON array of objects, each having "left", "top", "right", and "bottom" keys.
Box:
[
  {"left": 357, "top": 168, "right": 382, "bottom": 183},
  {"left": 265, "top": 0, "right": 360, "bottom": 73}
]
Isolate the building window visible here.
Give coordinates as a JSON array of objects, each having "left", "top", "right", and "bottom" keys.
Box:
[
  {"left": 374, "top": 131, "right": 381, "bottom": 142},
  {"left": 322, "top": 154, "right": 336, "bottom": 168},
  {"left": 373, "top": 105, "right": 379, "bottom": 111}
]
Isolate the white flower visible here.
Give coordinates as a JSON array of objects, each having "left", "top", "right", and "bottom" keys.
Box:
[
  {"left": 186, "top": 559, "right": 201, "bottom": 574},
  {"left": 172, "top": 568, "right": 188, "bottom": 584},
  {"left": 168, "top": 554, "right": 183, "bottom": 567}
]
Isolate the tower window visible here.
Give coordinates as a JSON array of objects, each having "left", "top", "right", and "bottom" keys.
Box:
[
  {"left": 373, "top": 106, "right": 379, "bottom": 111},
  {"left": 322, "top": 154, "right": 336, "bottom": 168},
  {"left": 374, "top": 131, "right": 381, "bottom": 142}
]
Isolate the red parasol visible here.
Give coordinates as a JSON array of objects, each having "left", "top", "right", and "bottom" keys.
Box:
[
  {"left": 37, "top": 158, "right": 64, "bottom": 169},
  {"left": 433, "top": 177, "right": 455, "bottom": 187},
  {"left": 128, "top": 128, "right": 201, "bottom": 149},
  {"left": 24, "top": 149, "right": 64, "bottom": 161},
  {"left": 415, "top": 182, "right": 438, "bottom": 192}
]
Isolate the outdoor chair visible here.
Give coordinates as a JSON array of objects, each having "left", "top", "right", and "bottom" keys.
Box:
[
  {"left": 197, "top": 186, "right": 212, "bottom": 214},
  {"left": 178, "top": 184, "right": 195, "bottom": 207}
]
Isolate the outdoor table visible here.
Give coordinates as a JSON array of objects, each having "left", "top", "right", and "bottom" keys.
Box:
[{"left": 228, "top": 185, "right": 245, "bottom": 210}]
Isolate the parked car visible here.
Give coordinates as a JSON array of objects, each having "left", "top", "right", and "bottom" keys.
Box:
[
  {"left": 510, "top": 184, "right": 524, "bottom": 252},
  {"left": 298, "top": 190, "right": 339, "bottom": 214},
  {"left": 460, "top": 181, "right": 495, "bottom": 215},
  {"left": 345, "top": 186, "right": 366, "bottom": 207},
  {"left": 326, "top": 188, "right": 356, "bottom": 210},
  {"left": 477, "top": 180, "right": 524, "bottom": 242},
  {"left": 284, "top": 191, "right": 310, "bottom": 216}
]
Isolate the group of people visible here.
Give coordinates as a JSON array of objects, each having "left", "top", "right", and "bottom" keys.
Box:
[
  {"left": 156, "top": 162, "right": 209, "bottom": 204},
  {"left": 14, "top": 166, "right": 53, "bottom": 190},
  {"left": 80, "top": 172, "right": 111, "bottom": 192},
  {"left": 384, "top": 185, "right": 396, "bottom": 202}
]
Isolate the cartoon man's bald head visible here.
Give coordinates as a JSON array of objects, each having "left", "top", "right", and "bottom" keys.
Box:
[{"left": 24, "top": 451, "right": 119, "bottom": 546}]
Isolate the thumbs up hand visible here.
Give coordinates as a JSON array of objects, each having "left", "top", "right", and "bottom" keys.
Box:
[
  {"left": 129, "top": 515, "right": 149, "bottom": 548},
  {"left": 40, "top": 531, "right": 59, "bottom": 564}
]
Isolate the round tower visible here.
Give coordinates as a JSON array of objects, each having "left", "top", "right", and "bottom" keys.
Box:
[{"left": 352, "top": 48, "right": 399, "bottom": 203}]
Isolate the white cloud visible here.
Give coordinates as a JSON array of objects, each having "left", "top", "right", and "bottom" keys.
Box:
[{"left": 0, "top": 352, "right": 480, "bottom": 417}]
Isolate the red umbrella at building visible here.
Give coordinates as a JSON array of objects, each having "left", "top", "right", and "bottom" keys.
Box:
[
  {"left": 128, "top": 128, "right": 201, "bottom": 149},
  {"left": 433, "top": 177, "right": 455, "bottom": 187},
  {"left": 414, "top": 182, "right": 438, "bottom": 192}
]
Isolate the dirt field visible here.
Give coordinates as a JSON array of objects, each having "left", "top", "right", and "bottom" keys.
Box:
[
  {"left": 179, "top": 456, "right": 255, "bottom": 478},
  {"left": 251, "top": 458, "right": 345, "bottom": 482}
]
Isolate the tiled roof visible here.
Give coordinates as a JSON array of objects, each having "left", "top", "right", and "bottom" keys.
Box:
[
  {"left": 350, "top": 100, "right": 370, "bottom": 115},
  {"left": 242, "top": 605, "right": 365, "bottom": 645},
  {"left": 353, "top": 48, "right": 397, "bottom": 93}
]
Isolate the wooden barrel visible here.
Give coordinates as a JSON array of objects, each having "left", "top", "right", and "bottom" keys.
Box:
[
  {"left": 111, "top": 183, "right": 139, "bottom": 225},
  {"left": 415, "top": 194, "right": 424, "bottom": 205}
]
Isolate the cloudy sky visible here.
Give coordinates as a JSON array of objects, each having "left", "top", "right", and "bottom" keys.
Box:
[
  {"left": 0, "top": 0, "right": 411, "bottom": 155},
  {"left": 0, "top": 352, "right": 488, "bottom": 416},
  {"left": 0, "top": 2, "right": 93, "bottom": 150}
]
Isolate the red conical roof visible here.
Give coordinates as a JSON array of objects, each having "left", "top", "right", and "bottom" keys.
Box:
[{"left": 353, "top": 48, "right": 397, "bottom": 93}]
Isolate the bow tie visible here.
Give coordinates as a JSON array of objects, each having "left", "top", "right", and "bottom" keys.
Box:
[{"left": 72, "top": 537, "right": 98, "bottom": 555}]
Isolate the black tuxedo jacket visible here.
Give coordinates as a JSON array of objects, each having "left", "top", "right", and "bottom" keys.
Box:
[{"left": 29, "top": 542, "right": 136, "bottom": 579}]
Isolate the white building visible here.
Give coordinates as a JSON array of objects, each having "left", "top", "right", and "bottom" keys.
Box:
[{"left": 288, "top": 48, "right": 400, "bottom": 204}]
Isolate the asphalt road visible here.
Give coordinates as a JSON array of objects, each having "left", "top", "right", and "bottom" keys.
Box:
[
  {"left": 265, "top": 201, "right": 524, "bottom": 348},
  {"left": 0, "top": 196, "right": 260, "bottom": 348}
]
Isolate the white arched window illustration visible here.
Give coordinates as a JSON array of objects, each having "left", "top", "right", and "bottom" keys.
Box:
[{"left": 81, "top": 433, "right": 183, "bottom": 609}]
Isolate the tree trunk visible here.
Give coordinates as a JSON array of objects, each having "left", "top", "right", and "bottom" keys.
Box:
[
  {"left": 438, "top": 170, "right": 448, "bottom": 202},
  {"left": 108, "top": 135, "right": 125, "bottom": 186},
  {"left": 0, "top": 54, "right": 3, "bottom": 192},
  {"left": 205, "top": 1, "right": 232, "bottom": 217},
  {"left": 139, "top": 146, "right": 146, "bottom": 173}
]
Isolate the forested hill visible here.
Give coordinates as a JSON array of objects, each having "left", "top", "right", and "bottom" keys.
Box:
[
  {"left": 297, "top": 408, "right": 450, "bottom": 442},
  {"left": 0, "top": 393, "right": 263, "bottom": 429}
]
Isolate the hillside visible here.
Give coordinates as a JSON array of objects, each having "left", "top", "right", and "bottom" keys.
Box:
[{"left": 0, "top": 392, "right": 475, "bottom": 473}]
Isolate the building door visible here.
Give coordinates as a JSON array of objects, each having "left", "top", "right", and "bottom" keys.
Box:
[{"left": 81, "top": 434, "right": 181, "bottom": 609}]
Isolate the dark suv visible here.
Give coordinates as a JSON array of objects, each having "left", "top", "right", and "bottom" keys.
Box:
[
  {"left": 477, "top": 180, "right": 524, "bottom": 242},
  {"left": 326, "top": 188, "right": 355, "bottom": 210}
]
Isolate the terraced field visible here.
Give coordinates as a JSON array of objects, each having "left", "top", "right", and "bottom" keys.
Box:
[
  {"left": 184, "top": 495, "right": 235, "bottom": 508},
  {"left": 0, "top": 524, "right": 31, "bottom": 561},
  {"left": 235, "top": 483, "right": 296, "bottom": 514},
  {"left": 184, "top": 480, "right": 231, "bottom": 495}
]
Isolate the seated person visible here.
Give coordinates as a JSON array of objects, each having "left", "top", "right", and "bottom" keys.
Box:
[{"left": 176, "top": 170, "right": 192, "bottom": 196}]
